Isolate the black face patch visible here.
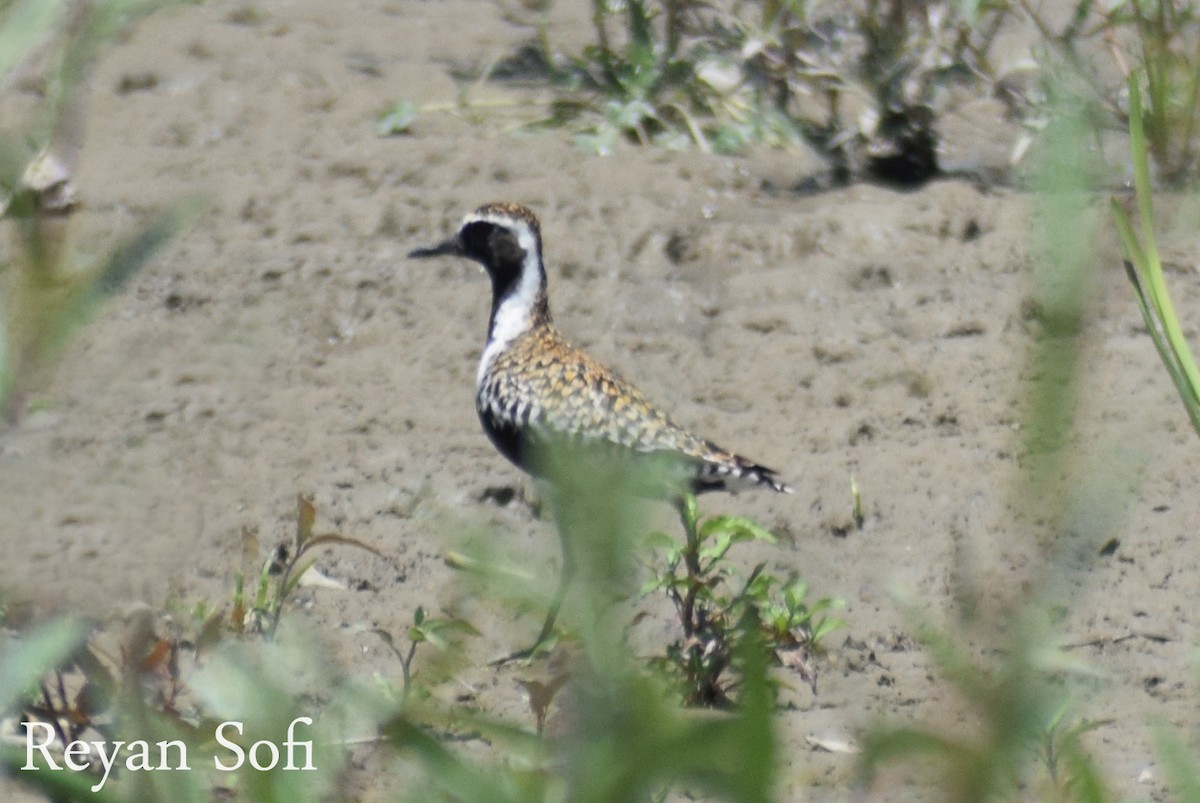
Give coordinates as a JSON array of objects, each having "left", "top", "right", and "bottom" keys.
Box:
[
  {"left": 488, "top": 227, "right": 525, "bottom": 269},
  {"left": 459, "top": 220, "right": 527, "bottom": 299},
  {"left": 458, "top": 220, "right": 495, "bottom": 260}
]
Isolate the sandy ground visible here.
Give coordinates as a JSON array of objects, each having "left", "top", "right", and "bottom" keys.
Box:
[{"left": 3, "top": 1, "right": 1200, "bottom": 800}]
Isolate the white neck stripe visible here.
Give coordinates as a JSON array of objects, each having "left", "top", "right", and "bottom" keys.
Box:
[{"left": 473, "top": 216, "right": 545, "bottom": 388}]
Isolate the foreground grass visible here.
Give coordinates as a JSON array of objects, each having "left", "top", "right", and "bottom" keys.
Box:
[{"left": 2, "top": 482, "right": 798, "bottom": 803}]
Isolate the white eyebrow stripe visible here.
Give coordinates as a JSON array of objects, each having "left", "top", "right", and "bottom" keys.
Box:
[{"left": 462, "top": 212, "right": 539, "bottom": 257}]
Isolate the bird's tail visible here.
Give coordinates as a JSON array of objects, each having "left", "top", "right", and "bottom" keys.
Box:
[{"left": 694, "top": 452, "right": 793, "bottom": 494}]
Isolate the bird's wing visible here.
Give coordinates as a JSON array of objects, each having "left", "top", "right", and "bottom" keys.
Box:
[{"left": 479, "top": 329, "right": 791, "bottom": 494}]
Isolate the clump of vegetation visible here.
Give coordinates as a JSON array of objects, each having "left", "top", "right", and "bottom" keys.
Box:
[
  {"left": 1021, "top": 0, "right": 1200, "bottom": 185},
  {"left": 644, "top": 495, "right": 843, "bottom": 706},
  {"left": 527, "top": 0, "right": 1015, "bottom": 184},
  {"left": 232, "top": 495, "right": 384, "bottom": 640},
  {"left": 390, "top": 0, "right": 1200, "bottom": 191}
]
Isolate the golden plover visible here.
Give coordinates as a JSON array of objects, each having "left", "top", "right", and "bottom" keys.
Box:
[{"left": 409, "top": 202, "right": 792, "bottom": 654}]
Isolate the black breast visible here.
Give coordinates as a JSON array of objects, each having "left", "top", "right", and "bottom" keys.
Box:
[{"left": 478, "top": 407, "right": 527, "bottom": 472}]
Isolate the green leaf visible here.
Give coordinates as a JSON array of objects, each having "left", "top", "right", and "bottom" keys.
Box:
[
  {"left": 811, "top": 616, "right": 846, "bottom": 642},
  {"left": 282, "top": 556, "right": 319, "bottom": 599},
  {"left": 1114, "top": 75, "right": 1200, "bottom": 435},
  {"left": 809, "top": 597, "right": 846, "bottom": 615},
  {"left": 783, "top": 580, "right": 808, "bottom": 612},
  {"left": 699, "top": 531, "right": 735, "bottom": 564},
  {"left": 377, "top": 100, "right": 416, "bottom": 136},
  {"left": 421, "top": 626, "right": 449, "bottom": 651},
  {"left": 699, "top": 515, "right": 777, "bottom": 544},
  {"left": 1154, "top": 720, "right": 1200, "bottom": 801},
  {"left": 681, "top": 493, "right": 699, "bottom": 533},
  {"left": 742, "top": 565, "right": 775, "bottom": 600},
  {"left": 369, "top": 627, "right": 396, "bottom": 649},
  {"left": 255, "top": 557, "right": 272, "bottom": 609},
  {"left": 295, "top": 495, "right": 316, "bottom": 546},
  {"left": 1122, "top": 255, "right": 1196, "bottom": 424},
  {"left": 438, "top": 617, "right": 482, "bottom": 638},
  {"left": 626, "top": 0, "right": 653, "bottom": 52},
  {"left": 609, "top": 98, "right": 656, "bottom": 130},
  {"left": 639, "top": 576, "right": 667, "bottom": 595},
  {"left": 643, "top": 531, "right": 677, "bottom": 550}
]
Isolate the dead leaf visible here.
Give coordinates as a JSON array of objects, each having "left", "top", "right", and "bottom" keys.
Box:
[
  {"left": 296, "top": 495, "right": 316, "bottom": 545},
  {"left": 517, "top": 671, "right": 571, "bottom": 735},
  {"left": 297, "top": 566, "right": 347, "bottom": 590},
  {"left": 805, "top": 734, "right": 859, "bottom": 754}
]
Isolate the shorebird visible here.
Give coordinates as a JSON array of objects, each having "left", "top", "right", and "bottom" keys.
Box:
[{"left": 409, "top": 202, "right": 791, "bottom": 656}]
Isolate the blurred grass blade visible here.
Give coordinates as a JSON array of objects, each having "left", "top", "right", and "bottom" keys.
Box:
[
  {"left": 2, "top": 749, "right": 124, "bottom": 801},
  {"left": 0, "top": 319, "right": 10, "bottom": 411},
  {"left": 92, "top": 198, "right": 202, "bottom": 296},
  {"left": 0, "top": 0, "right": 69, "bottom": 85},
  {"left": 1114, "top": 75, "right": 1200, "bottom": 435},
  {"left": 861, "top": 726, "right": 973, "bottom": 775},
  {"left": 383, "top": 715, "right": 533, "bottom": 803},
  {"left": 1155, "top": 721, "right": 1200, "bottom": 800},
  {"left": 0, "top": 617, "right": 87, "bottom": 712},
  {"left": 13, "top": 199, "right": 202, "bottom": 395},
  {"left": 1121, "top": 257, "right": 1200, "bottom": 433}
]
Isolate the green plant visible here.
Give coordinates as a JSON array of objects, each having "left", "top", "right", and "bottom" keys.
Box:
[
  {"left": 1117, "top": 2, "right": 1200, "bottom": 182},
  {"left": 386, "top": 457, "right": 785, "bottom": 802},
  {"left": 0, "top": 501, "right": 439, "bottom": 802},
  {"left": 1038, "top": 700, "right": 1113, "bottom": 801},
  {"left": 370, "top": 605, "right": 480, "bottom": 702},
  {"left": 1113, "top": 75, "right": 1200, "bottom": 436},
  {"left": 723, "top": 0, "right": 1015, "bottom": 181},
  {"left": 376, "top": 99, "right": 416, "bottom": 136},
  {"left": 1006, "top": 0, "right": 1200, "bottom": 188},
  {"left": 232, "top": 494, "right": 384, "bottom": 640},
  {"left": 551, "top": 0, "right": 723, "bottom": 154},
  {"left": 2, "top": 608, "right": 378, "bottom": 802},
  {"left": 1021, "top": 0, "right": 1200, "bottom": 184},
  {"left": 851, "top": 475, "right": 864, "bottom": 529},
  {"left": 644, "top": 495, "right": 843, "bottom": 706}
]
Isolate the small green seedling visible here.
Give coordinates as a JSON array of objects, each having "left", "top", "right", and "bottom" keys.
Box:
[{"left": 377, "top": 100, "right": 417, "bottom": 136}]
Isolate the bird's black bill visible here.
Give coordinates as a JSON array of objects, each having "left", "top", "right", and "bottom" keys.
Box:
[{"left": 408, "top": 236, "right": 462, "bottom": 259}]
